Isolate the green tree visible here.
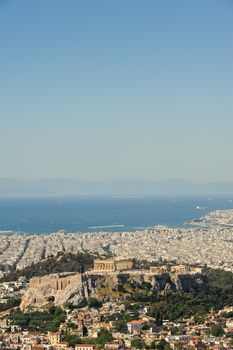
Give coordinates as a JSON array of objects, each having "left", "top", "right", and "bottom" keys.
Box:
[
  {"left": 157, "top": 339, "right": 170, "bottom": 350},
  {"left": 114, "top": 319, "right": 128, "bottom": 333},
  {"left": 142, "top": 323, "right": 150, "bottom": 330},
  {"left": 66, "top": 321, "right": 77, "bottom": 329},
  {"left": 171, "top": 327, "right": 180, "bottom": 335},
  {"left": 193, "top": 316, "right": 205, "bottom": 324},
  {"left": 97, "top": 329, "right": 114, "bottom": 346},
  {"left": 10, "top": 308, "right": 66, "bottom": 332},
  {"left": 62, "top": 334, "right": 82, "bottom": 346},
  {"left": 0, "top": 297, "right": 21, "bottom": 312},
  {"left": 88, "top": 297, "right": 102, "bottom": 309},
  {"left": 131, "top": 338, "right": 145, "bottom": 349},
  {"left": 150, "top": 340, "right": 158, "bottom": 349},
  {"left": 210, "top": 324, "right": 224, "bottom": 337},
  {"left": 155, "top": 310, "right": 163, "bottom": 327}
]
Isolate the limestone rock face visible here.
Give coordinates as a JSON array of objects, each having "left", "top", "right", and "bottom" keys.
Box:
[
  {"left": 84, "top": 272, "right": 207, "bottom": 300},
  {"left": 20, "top": 272, "right": 83, "bottom": 310},
  {"left": 20, "top": 270, "right": 208, "bottom": 310}
]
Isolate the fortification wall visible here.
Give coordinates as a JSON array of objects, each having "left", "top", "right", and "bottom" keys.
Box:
[
  {"left": 150, "top": 265, "right": 202, "bottom": 275},
  {"left": 29, "top": 273, "right": 82, "bottom": 291},
  {"left": 29, "top": 273, "right": 81, "bottom": 291},
  {"left": 21, "top": 267, "right": 207, "bottom": 310}
]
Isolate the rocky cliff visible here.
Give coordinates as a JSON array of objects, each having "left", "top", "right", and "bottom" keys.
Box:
[
  {"left": 20, "top": 270, "right": 208, "bottom": 310},
  {"left": 20, "top": 272, "right": 84, "bottom": 310}
]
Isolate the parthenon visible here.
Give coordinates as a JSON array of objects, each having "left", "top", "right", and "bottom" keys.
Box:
[{"left": 93, "top": 257, "right": 134, "bottom": 272}]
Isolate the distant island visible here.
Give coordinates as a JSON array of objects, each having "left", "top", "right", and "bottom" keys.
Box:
[{"left": 1, "top": 178, "right": 233, "bottom": 196}]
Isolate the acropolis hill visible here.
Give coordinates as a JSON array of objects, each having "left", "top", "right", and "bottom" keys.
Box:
[
  {"left": 0, "top": 209, "right": 233, "bottom": 276},
  {"left": 93, "top": 258, "right": 134, "bottom": 272},
  {"left": 20, "top": 259, "right": 206, "bottom": 310}
]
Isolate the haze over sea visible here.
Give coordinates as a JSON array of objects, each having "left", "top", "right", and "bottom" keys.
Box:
[{"left": 0, "top": 196, "right": 233, "bottom": 234}]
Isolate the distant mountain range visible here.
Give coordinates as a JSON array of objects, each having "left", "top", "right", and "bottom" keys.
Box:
[{"left": 1, "top": 178, "right": 233, "bottom": 196}]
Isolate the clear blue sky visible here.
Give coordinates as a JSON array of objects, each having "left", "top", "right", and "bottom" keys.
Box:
[{"left": 1, "top": 0, "right": 233, "bottom": 182}]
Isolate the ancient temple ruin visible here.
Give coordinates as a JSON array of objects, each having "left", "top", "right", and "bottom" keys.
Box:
[{"left": 93, "top": 257, "right": 134, "bottom": 272}]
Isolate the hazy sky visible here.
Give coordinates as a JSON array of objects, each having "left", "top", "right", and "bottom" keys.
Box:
[{"left": 1, "top": 0, "right": 233, "bottom": 182}]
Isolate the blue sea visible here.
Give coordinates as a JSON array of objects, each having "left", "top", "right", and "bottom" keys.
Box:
[{"left": 0, "top": 196, "right": 233, "bottom": 234}]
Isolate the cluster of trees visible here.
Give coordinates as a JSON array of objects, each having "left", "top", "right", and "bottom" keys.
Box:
[
  {"left": 147, "top": 291, "right": 212, "bottom": 321},
  {"left": 62, "top": 334, "right": 82, "bottom": 347},
  {"left": 204, "top": 268, "right": 233, "bottom": 308},
  {"left": 127, "top": 268, "right": 233, "bottom": 322},
  {"left": 87, "top": 297, "right": 103, "bottom": 309},
  {"left": 111, "top": 312, "right": 133, "bottom": 333},
  {"left": 220, "top": 311, "right": 233, "bottom": 318},
  {"left": 63, "top": 330, "right": 172, "bottom": 349},
  {"left": 10, "top": 306, "right": 66, "bottom": 332},
  {"left": 105, "top": 302, "right": 142, "bottom": 333},
  {"left": 62, "top": 329, "right": 113, "bottom": 347},
  {"left": 0, "top": 297, "right": 21, "bottom": 312},
  {"left": 210, "top": 324, "right": 224, "bottom": 337},
  {"left": 106, "top": 303, "right": 156, "bottom": 334},
  {"left": 0, "top": 252, "right": 97, "bottom": 283},
  {"left": 66, "top": 297, "right": 102, "bottom": 310},
  {"left": 131, "top": 338, "right": 171, "bottom": 350}
]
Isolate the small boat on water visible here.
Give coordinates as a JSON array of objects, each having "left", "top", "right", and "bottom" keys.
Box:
[{"left": 196, "top": 206, "right": 207, "bottom": 210}]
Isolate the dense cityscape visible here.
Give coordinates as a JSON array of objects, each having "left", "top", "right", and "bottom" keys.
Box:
[
  {"left": 0, "top": 210, "right": 233, "bottom": 275},
  {"left": 0, "top": 210, "right": 233, "bottom": 349},
  {"left": 1, "top": 0, "right": 233, "bottom": 348}
]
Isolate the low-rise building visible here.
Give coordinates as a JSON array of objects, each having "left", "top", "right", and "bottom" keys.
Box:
[
  {"left": 75, "top": 344, "right": 97, "bottom": 350},
  {"left": 56, "top": 341, "right": 69, "bottom": 350},
  {"left": 127, "top": 320, "right": 145, "bottom": 334},
  {"left": 48, "top": 332, "right": 61, "bottom": 346},
  {"left": 104, "top": 340, "right": 125, "bottom": 350}
]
